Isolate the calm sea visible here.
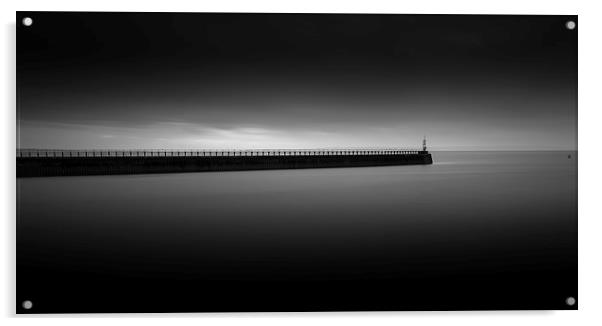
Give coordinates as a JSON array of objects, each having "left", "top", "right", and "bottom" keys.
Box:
[{"left": 17, "top": 151, "right": 577, "bottom": 312}]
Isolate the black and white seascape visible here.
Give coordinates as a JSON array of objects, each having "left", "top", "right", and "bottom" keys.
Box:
[{"left": 16, "top": 13, "right": 577, "bottom": 313}]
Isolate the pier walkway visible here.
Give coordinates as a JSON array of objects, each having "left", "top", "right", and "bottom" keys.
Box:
[
  {"left": 17, "top": 148, "right": 433, "bottom": 177},
  {"left": 17, "top": 149, "right": 424, "bottom": 158}
]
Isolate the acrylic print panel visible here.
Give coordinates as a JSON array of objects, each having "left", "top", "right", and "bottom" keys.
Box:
[{"left": 16, "top": 12, "right": 577, "bottom": 313}]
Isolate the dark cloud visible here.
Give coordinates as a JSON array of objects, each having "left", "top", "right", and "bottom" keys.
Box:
[{"left": 17, "top": 13, "right": 577, "bottom": 150}]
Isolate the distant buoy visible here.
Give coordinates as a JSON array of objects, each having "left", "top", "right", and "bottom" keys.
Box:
[{"left": 568, "top": 154, "right": 571, "bottom": 159}]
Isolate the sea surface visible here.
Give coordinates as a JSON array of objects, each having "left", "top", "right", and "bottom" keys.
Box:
[{"left": 17, "top": 151, "right": 577, "bottom": 312}]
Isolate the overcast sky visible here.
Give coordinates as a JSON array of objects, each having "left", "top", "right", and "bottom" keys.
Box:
[{"left": 17, "top": 13, "right": 577, "bottom": 150}]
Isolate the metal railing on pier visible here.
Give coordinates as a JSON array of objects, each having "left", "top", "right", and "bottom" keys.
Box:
[{"left": 17, "top": 149, "right": 423, "bottom": 158}]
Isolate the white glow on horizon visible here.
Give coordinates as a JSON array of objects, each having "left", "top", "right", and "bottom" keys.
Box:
[{"left": 17, "top": 119, "right": 576, "bottom": 151}]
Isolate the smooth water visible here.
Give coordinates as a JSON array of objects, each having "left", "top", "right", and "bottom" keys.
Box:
[{"left": 17, "top": 151, "right": 577, "bottom": 312}]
